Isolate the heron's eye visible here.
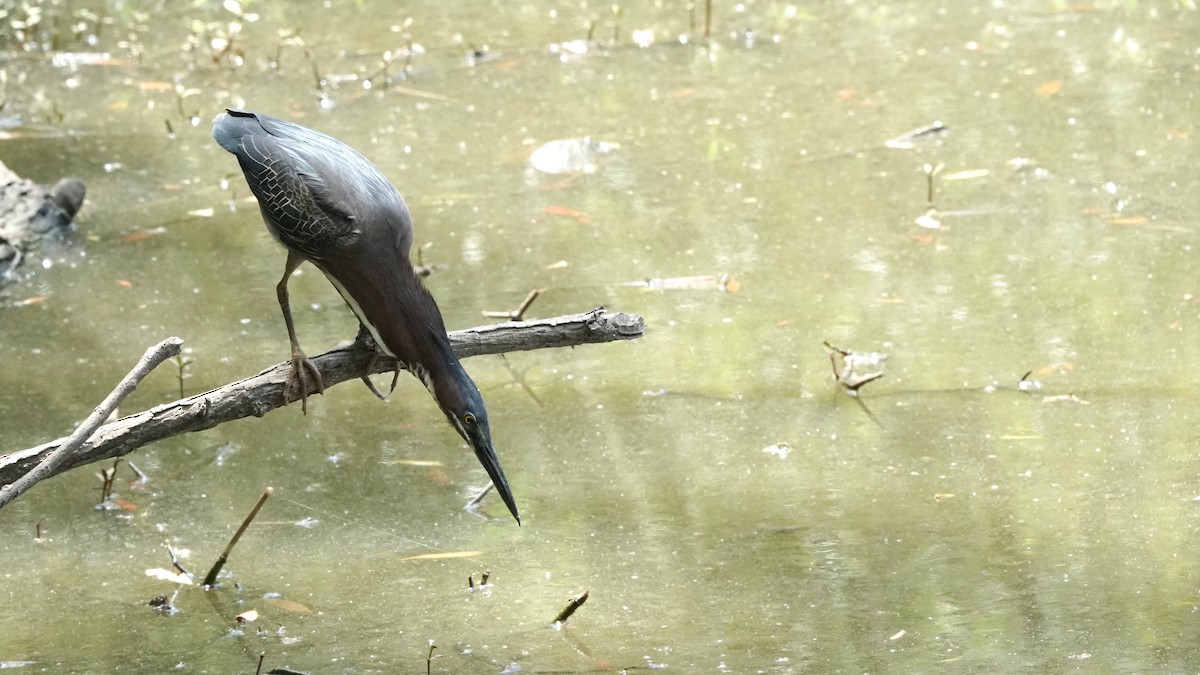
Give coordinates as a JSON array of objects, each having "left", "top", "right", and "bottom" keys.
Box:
[{"left": 464, "top": 412, "right": 477, "bottom": 426}]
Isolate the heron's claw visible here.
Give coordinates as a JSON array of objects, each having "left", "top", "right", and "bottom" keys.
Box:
[
  {"left": 354, "top": 324, "right": 399, "bottom": 401},
  {"left": 285, "top": 347, "right": 325, "bottom": 414},
  {"left": 361, "top": 351, "right": 400, "bottom": 401}
]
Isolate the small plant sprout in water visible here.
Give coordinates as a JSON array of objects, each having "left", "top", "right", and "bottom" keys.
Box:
[
  {"left": 468, "top": 570, "right": 493, "bottom": 594},
  {"left": 824, "top": 341, "right": 887, "bottom": 395},
  {"left": 425, "top": 640, "right": 438, "bottom": 674},
  {"left": 95, "top": 458, "right": 124, "bottom": 509},
  {"left": 914, "top": 162, "right": 945, "bottom": 230},
  {"left": 174, "top": 350, "right": 194, "bottom": 398}
]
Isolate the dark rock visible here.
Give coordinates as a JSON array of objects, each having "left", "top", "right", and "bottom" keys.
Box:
[{"left": 0, "top": 159, "right": 85, "bottom": 283}]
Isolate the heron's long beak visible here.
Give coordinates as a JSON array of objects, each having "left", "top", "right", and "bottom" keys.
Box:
[{"left": 471, "top": 436, "right": 521, "bottom": 525}]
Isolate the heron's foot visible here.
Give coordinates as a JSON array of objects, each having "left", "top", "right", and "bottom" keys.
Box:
[
  {"left": 353, "top": 325, "right": 399, "bottom": 401},
  {"left": 285, "top": 348, "right": 325, "bottom": 414},
  {"left": 360, "top": 349, "right": 400, "bottom": 401}
]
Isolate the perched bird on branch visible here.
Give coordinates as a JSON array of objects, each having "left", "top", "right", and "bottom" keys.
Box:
[{"left": 213, "top": 109, "right": 519, "bottom": 523}]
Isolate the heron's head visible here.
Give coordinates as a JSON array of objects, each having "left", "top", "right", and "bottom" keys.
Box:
[{"left": 435, "top": 367, "right": 520, "bottom": 524}]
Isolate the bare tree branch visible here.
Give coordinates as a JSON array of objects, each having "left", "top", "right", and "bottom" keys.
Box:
[
  {"left": 0, "top": 337, "right": 183, "bottom": 508},
  {"left": 0, "top": 308, "right": 643, "bottom": 496}
]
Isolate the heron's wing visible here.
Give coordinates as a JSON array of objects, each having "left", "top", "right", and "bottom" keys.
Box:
[
  {"left": 251, "top": 116, "right": 362, "bottom": 225},
  {"left": 215, "top": 109, "right": 413, "bottom": 258}
]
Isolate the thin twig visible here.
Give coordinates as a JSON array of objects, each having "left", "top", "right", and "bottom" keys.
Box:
[
  {"left": 553, "top": 590, "right": 589, "bottom": 624},
  {"left": 202, "top": 487, "right": 273, "bottom": 587},
  {"left": 464, "top": 483, "right": 494, "bottom": 512},
  {"left": 0, "top": 337, "right": 182, "bottom": 509},
  {"left": 482, "top": 289, "right": 543, "bottom": 321},
  {"left": 166, "top": 544, "right": 191, "bottom": 578}
]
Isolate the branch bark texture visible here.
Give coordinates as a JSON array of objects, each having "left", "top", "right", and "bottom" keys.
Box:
[{"left": 0, "top": 309, "right": 643, "bottom": 492}]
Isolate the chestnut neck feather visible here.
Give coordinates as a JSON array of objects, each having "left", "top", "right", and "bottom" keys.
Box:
[{"left": 313, "top": 246, "right": 466, "bottom": 413}]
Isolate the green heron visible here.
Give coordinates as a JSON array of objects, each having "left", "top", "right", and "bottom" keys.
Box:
[{"left": 212, "top": 109, "right": 519, "bottom": 523}]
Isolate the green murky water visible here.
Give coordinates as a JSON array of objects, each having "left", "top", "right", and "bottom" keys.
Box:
[{"left": 2, "top": 1, "right": 1199, "bottom": 672}]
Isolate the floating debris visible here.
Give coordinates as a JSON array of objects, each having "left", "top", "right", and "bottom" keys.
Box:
[
  {"left": 548, "top": 39, "right": 600, "bottom": 63},
  {"left": 530, "top": 137, "right": 619, "bottom": 175},
  {"left": 1041, "top": 393, "right": 1089, "bottom": 405},
  {"left": 631, "top": 29, "right": 656, "bottom": 48},
  {"left": 824, "top": 341, "right": 886, "bottom": 394},
  {"left": 761, "top": 443, "right": 791, "bottom": 460},
  {"left": 51, "top": 52, "right": 135, "bottom": 67},
  {"left": 942, "top": 168, "right": 990, "bottom": 182},
  {"left": 618, "top": 274, "right": 739, "bottom": 293},
  {"left": 914, "top": 209, "right": 943, "bottom": 230},
  {"left": 1006, "top": 157, "right": 1050, "bottom": 180},
  {"left": 884, "top": 120, "right": 947, "bottom": 150},
  {"left": 400, "top": 550, "right": 481, "bottom": 561},
  {"left": 145, "top": 568, "right": 195, "bottom": 585}
]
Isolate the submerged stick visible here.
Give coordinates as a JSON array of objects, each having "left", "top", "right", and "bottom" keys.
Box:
[
  {"left": 553, "top": 590, "right": 589, "bottom": 624},
  {"left": 202, "top": 487, "right": 273, "bottom": 587}
]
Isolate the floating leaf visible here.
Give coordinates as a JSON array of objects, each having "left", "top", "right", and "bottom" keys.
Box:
[
  {"left": 235, "top": 609, "right": 258, "bottom": 623},
  {"left": 264, "top": 598, "right": 312, "bottom": 614},
  {"left": 1036, "top": 80, "right": 1063, "bottom": 97},
  {"left": 541, "top": 205, "right": 591, "bottom": 223},
  {"left": 115, "top": 279, "right": 133, "bottom": 289}
]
